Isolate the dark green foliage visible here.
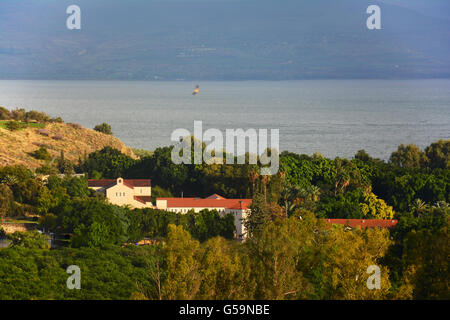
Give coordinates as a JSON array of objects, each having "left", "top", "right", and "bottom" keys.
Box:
[
  {"left": 24, "top": 110, "right": 50, "bottom": 123},
  {"left": 127, "top": 208, "right": 235, "bottom": 243},
  {"left": 32, "top": 146, "right": 51, "bottom": 160},
  {"left": 354, "top": 149, "right": 371, "bottom": 162},
  {"left": 425, "top": 140, "right": 450, "bottom": 169},
  {"left": 0, "top": 245, "right": 159, "bottom": 300},
  {"left": 372, "top": 169, "right": 449, "bottom": 213},
  {"left": 245, "top": 193, "right": 286, "bottom": 237},
  {"left": 81, "top": 146, "right": 136, "bottom": 178},
  {"left": 0, "top": 106, "right": 11, "bottom": 120},
  {"left": 58, "top": 198, "right": 130, "bottom": 248},
  {"left": 381, "top": 206, "right": 449, "bottom": 299},
  {"left": 316, "top": 189, "right": 365, "bottom": 219},
  {"left": 5, "top": 120, "right": 26, "bottom": 131},
  {"left": 94, "top": 123, "right": 113, "bottom": 135},
  {"left": 0, "top": 227, "right": 6, "bottom": 239},
  {"left": 0, "top": 184, "right": 14, "bottom": 219},
  {"left": 389, "top": 144, "right": 428, "bottom": 169},
  {"left": 1, "top": 108, "right": 51, "bottom": 123},
  {"left": 0, "top": 138, "right": 448, "bottom": 300},
  {"left": 7, "top": 231, "right": 50, "bottom": 249}
]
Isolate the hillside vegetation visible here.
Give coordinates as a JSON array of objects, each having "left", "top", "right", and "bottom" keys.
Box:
[{"left": 0, "top": 121, "right": 136, "bottom": 169}]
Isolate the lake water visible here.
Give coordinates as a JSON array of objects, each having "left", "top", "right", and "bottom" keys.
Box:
[{"left": 0, "top": 79, "right": 449, "bottom": 160}]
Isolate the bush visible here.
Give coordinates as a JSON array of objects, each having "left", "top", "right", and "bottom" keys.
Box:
[
  {"left": 0, "top": 106, "right": 11, "bottom": 120},
  {"left": 11, "top": 108, "right": 26, "bottom": 121},
  {"left": 24, "top": 110, "right": 50, "bottom": 123},
  {"left": 0, "top": 227, "right": 6, "bottom": 239},
  {"left": 32, "top": 146, "right": 52, "bottom": 160},
  {"left": 7, "top": 231, "right": 50, "bottom": 249},
  {"left": 94, "top": 123, "right": 113, "bottom": 135},
  {"left": 50, "top": 117, "right": 64, "bottom": 123},
  {"left": 36, "top": 164, "right": 59, "bottom": 175},
  {"left": 5, "top": 121, "right": 25, "bottom": 131}
]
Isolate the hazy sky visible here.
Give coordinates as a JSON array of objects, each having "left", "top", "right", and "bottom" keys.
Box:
[{"left": 0, "top": 0, "right": 449, "bottom": 80}]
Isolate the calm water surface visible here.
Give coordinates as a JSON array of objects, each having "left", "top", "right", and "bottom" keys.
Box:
[{"left": 0, "top": 79, "right": 449, "bottom": 160}]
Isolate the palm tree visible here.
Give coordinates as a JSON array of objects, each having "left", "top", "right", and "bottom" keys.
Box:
[
  {"left": 334, "top": 159, "right": 350, "bottom": 196},
  {"left": 411, "top": 199, "right": 429, "bottom": 217},
  {"left": 280, "top": 175, "right": 290, "bottom": 215},
  {"left": 432, "top": 201, "right": 449, "bottom": 210},
  {"left": 248, "top": 169, "right": 260, "bottom": 196},
  {"left": 0, "top": 174, "right": 19, "bottom": 186},
  {"left": 280, "top": 176, "right": 301, "bottom": 216},
  {"left": 307, "top": 185, "right": 321, "bottom": 203}
]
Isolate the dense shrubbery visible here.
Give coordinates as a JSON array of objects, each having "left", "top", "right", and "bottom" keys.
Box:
[
  {"left": 76, "top": 141, "right": 448, "bottom": 219},
  {"left": 1, "top": 211, "right": 447, "bottom": 300},
  {"left": 0, "top": 139, "right": 448, "bottom": 300},
  {"left": 0, "top": 107, "right": 52, "bottom": 123},
  {"left": 31, "top": 146, "right": 51, "bottom": 160},
  {"left": 94, "top": 122, "right": 113, "bottom": 135},
  {"left": 5, "top": 120, "right": 27, "bottom": 131}
]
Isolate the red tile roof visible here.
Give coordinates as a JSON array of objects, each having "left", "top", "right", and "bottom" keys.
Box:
[
  {"left": 88, "top": 178, "right": 151, "bottom": 189},
  {"left": 157, "top": 195, "right": 252, "bottom": 210},
  {"left": 206, "top": 194, "right": 226, "bottom": 200},
  {"left": 127, "top": 179, "right": 152, "bottom": 187},
  {"left": 134, "top": 196, "right": 152, "bottom": 204},
  {"left": 324, "top": 219, "right": 398, "bottom": 229},
  {"left": 88, "top": 179, "right": 117, "bottom": 187}
]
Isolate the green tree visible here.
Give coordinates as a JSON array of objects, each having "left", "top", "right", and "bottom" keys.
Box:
[
  {"left": 198, "top": 237, "right": 254, "bottom": 299},
  {"left": 247, "top": 217, "right": 313, "bottom": 299},
  {"left": 390, "top": 144, "right": 427, "bottom": 169},
  {"left": 162, "top": 224, "right": 201, "bottom": 299},
  {"left": 39, "top": 213, "right": 58, "bottom": 233},
  {"left": 94, "top": 123, "right": 113, "bottom": 135},
  {"left": 360, "top": 188, "right": 395, "bottom": 220},
  {"left": 7, "top": 231, "right": 50, "bottom": 249},
  {"left": 0, "top": 227, "right": 6, "bottom": 239},
  {"left": 0, "top": 106, "right": 11, "bottom": 120},
  {"left": 410, "top": 199, "right": 429, "bottom": 217},
  {"left": 425, "top": 139, "right": 449, "bottom": 169},
  {"left": 354, "top": 149, "right": 372, "bottom": 162},
  {"left": 0, "top": 184, "right": 14, "bottom": 221},
  {"left": 400, "top": 226, "right": 449, "bottom": 299},
  {"left": 11, "top": 108, "right": 26, "bottom": 121},
  {"left": 32, "top": 146, "right": 51, "bottom": 161},
  {"left": 82, "top": 147, "right": 136, "bottom": 178},
  {"left": 5, "top": 121, "right": 25, "bottom": 131},
  {"left": 59, "top": 199, "right": 130, "bottom": 247},
  {"left": 245, "top": 194, "right": 286, "bottom": 238}
]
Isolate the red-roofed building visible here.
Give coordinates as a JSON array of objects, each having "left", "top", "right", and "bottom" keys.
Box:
[
  {"left": 156, "top": 195, "right": 252, "bottom": 239},
  {"left": 88, "top": 177, "right": 152, "bottom": 208},
  {"left": 324, "top": 219, "right": 398, "bottom": 229}
]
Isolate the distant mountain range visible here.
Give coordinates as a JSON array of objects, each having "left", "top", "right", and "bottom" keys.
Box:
[{"left": 0, "top": 0, "right": 449, "bottom": 80}]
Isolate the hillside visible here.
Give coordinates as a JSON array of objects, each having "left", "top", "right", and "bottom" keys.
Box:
[{"left": 0, "top": 122, "right": 136, "bottom": 169}]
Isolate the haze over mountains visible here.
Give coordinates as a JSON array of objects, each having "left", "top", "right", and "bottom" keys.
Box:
[{"left": 0, "top": 0, "right": 449, "bottom": 80}]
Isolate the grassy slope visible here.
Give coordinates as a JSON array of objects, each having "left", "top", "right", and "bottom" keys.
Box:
[{"left": 0, "top": 122, "right": 137, "bottom": 169}]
